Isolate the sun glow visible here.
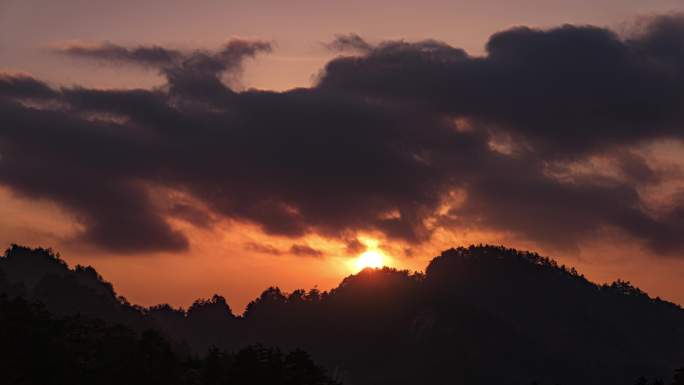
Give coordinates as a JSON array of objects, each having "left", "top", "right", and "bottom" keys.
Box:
[{"left": 355, "top": 250, "right": 385, "bottom": 271}]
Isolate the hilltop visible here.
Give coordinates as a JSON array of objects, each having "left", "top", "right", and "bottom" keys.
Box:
[{"left": 1, "top": 244, "right": 683, "bottom": 385}]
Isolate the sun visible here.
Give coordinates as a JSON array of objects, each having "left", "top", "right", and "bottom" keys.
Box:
[{"left": 355, "top": 250, "right": 385, "bottom": 270}]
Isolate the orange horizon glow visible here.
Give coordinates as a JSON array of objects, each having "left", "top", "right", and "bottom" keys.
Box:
[{"left": 2, "top": 184, "right": 684, "bottom": 312}]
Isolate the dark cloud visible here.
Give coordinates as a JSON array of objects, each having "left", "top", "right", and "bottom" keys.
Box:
[
  {"left": 55, "top": 39, "right": 271, "bottom": 72},
  {"left": 319, "top": 14, "right": 684, "bottom": 158},
  {"left": 450, "top": 153, "right": 653, "bottom": 251},
  {"left": 345, "top": 239, "right": 366, "bottom": 255},
  {"left": 243, "top": 242, "right": 324, "bottom": 258},
  {"left": 0, "top": 74, "right": 57, "bottom": 100},
  {"left": 55, "top": 42, "right": 183, "bottom": 68},
  {"left": 244, "top": 242, "right": 283, "bottom": 255},
  {"left": 168, "top": 203, "right": 214, "bottom": 228},
  {"left": 57, "top": 39, "right": 272, "bottom": 101},
  {"left": 615, "top": 151, "right": 664, "bottom": 185},
  {"left": 325, "top": 34, "right": 373, "bottom": 53},
  {"left": 2, "top": 18, "right": 684, "bottom": 256},
  {"left": 289, "top": 244, "right": 324, "bottom": 258}
]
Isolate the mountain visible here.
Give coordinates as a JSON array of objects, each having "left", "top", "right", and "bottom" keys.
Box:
[
  {"left": 0, "top": 295, "right": 340, "bottom": 385},
  {"left": 0, "top": 245, "right": 144, "bottom": 327},
  {"left": 1, "top": 244, "right": 683, "bottom": 385}
]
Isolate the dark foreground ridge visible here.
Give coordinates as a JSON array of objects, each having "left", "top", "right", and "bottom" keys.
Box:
[
  {"left": 0, "top": 295, "right": 339, "bottom": 385},
  {"left": 1, "top": 244, "right": 683, "bottom": 385}
]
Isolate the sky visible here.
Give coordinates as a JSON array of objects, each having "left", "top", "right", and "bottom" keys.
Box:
[{"left": 2, "top": 0, "right": 684, "bottom": 312}]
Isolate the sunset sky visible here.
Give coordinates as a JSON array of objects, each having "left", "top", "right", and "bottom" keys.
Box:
[{"left": 2, "top": 0, "right": 684, "bottom": 312}]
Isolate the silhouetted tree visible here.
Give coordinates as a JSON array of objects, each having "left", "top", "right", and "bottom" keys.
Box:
[
  {"left": 0, "top": 294, "right": 339, "bottom": 385},
  {"left": 673, "top": 367, "right": 684, "bottom": 385}
]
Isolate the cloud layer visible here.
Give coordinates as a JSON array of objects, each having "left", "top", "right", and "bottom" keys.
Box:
[{"left": 2, "top": 15, "right": 684, "bottom": 256}]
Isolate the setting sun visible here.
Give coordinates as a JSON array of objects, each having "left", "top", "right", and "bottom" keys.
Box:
[{"left": 355, "top": 250, "right": 385, "bottom": 270}]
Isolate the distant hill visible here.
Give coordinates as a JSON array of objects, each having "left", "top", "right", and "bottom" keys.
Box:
[
  {"left": 0, "top": 245, "right": 144, "bottom": 327},
  {"left": 1, "top": 244, "right": 683, "bottom": 385}
]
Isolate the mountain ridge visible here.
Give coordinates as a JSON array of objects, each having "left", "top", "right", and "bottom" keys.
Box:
[{"left": 1, "top": 243, "right": 683, "bottom": 385}]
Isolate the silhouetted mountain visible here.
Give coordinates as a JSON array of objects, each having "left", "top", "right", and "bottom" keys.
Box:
[
  {"left": 1, "top": 244, "right": 683, "bottom": 385},
  {"left": 0, "top": 295, "right": 339, "bottom": 385},
  {"left": 0, "top": 245, "right": 145, "bottom": 327}
]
